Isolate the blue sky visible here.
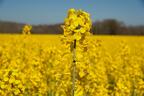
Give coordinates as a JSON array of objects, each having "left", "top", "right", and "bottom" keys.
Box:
[{"left": 0, "top": 0, "right": 144, "bottom": 25}]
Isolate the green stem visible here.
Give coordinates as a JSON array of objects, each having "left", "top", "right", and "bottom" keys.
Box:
[{"left": 72, "top": 39, "right": 76, "bottom": 96}]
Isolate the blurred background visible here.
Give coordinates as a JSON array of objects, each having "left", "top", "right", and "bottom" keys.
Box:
[{"left": 0, "top": 0, "right": 144, "bottom": 35}]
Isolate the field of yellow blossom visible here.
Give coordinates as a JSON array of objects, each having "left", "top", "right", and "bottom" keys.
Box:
[
  {"left": 0, "top": 8, "right": 144, "bottom": 96},
  {"left": 0, "top": 34, "right": 144, "bottom": 96}
]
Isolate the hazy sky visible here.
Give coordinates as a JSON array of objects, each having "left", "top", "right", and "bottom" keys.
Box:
[{"left": 0, "top": 0, "right": 144, "bottom": 25}]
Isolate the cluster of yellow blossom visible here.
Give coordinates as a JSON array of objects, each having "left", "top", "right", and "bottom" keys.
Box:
[
  {"left": 62, "top": 8, "right": 92, "bottom": 61},
  {"left": 62, "top": 8, "right": 92, "bottom": 49},
  {"left": 22, "top": 25, "right": 32, "bottom": 35}
]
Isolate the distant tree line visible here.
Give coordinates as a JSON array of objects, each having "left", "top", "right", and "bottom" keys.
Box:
[
  {"left": 91, "top": 19, "right": 144, "bottom": 35},
  {"left": 0, "top": 21, "right": 63, "bottom": 34},
  {"left": 0, "top": 19, "right": 144, "bottom": 35}
]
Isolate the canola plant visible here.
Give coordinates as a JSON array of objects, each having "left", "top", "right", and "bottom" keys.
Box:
[{"left": 0, "top": 9, "right": 144, "bottom": 96}]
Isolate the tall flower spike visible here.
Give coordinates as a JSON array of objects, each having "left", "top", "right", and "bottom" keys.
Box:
[
  {"left": 22, "top": 24, "right": 32, "bottom": 35},
  {"left": 62, "top": 8, "right": 92, "bottom": 96},
  {"left": 62, "top": 8, "right": 92, "bottom": 42}
]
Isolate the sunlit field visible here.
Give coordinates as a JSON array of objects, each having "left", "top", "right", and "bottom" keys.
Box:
[
  {"left": 1, "top": 34, "right": 144, "bottom": 53},
  {"left": 0, "top": 34, "right": 144, "bottom": 96}
]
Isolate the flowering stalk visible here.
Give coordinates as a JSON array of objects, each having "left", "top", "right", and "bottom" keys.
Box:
[
  {"left": 22, "top": 24, "right": 32, "bottom": 35},
  {"left": 72, "top": 39, "right": 76, "bottom": 96},
  {"left": 62, "top": 8, "right": 92, "bottom": 96}
]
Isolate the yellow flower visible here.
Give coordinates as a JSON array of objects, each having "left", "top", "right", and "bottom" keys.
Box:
[
  {"left": 14, "top": 89, "right": 21, "bottom": 95},
  {"left": 62, "top": 8, "right": 92, "bottom": 46},
  {"left": 22, "top": 24, "right": 32, "bottom": 35},
  {"left": 74, "top": 33, "right": 81, "bottom": 40},
  {"left": 3, "top": 77, "right": 9, "bottom": 82},
  {"left": 0, "top": 82, "right": 6, "bottom": 89},
  {"left": 9, "top": 77, "right": 15, "bottom": 84},
  {"left": 79, "top": 70, "right": 85, "bottom": 78}
]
